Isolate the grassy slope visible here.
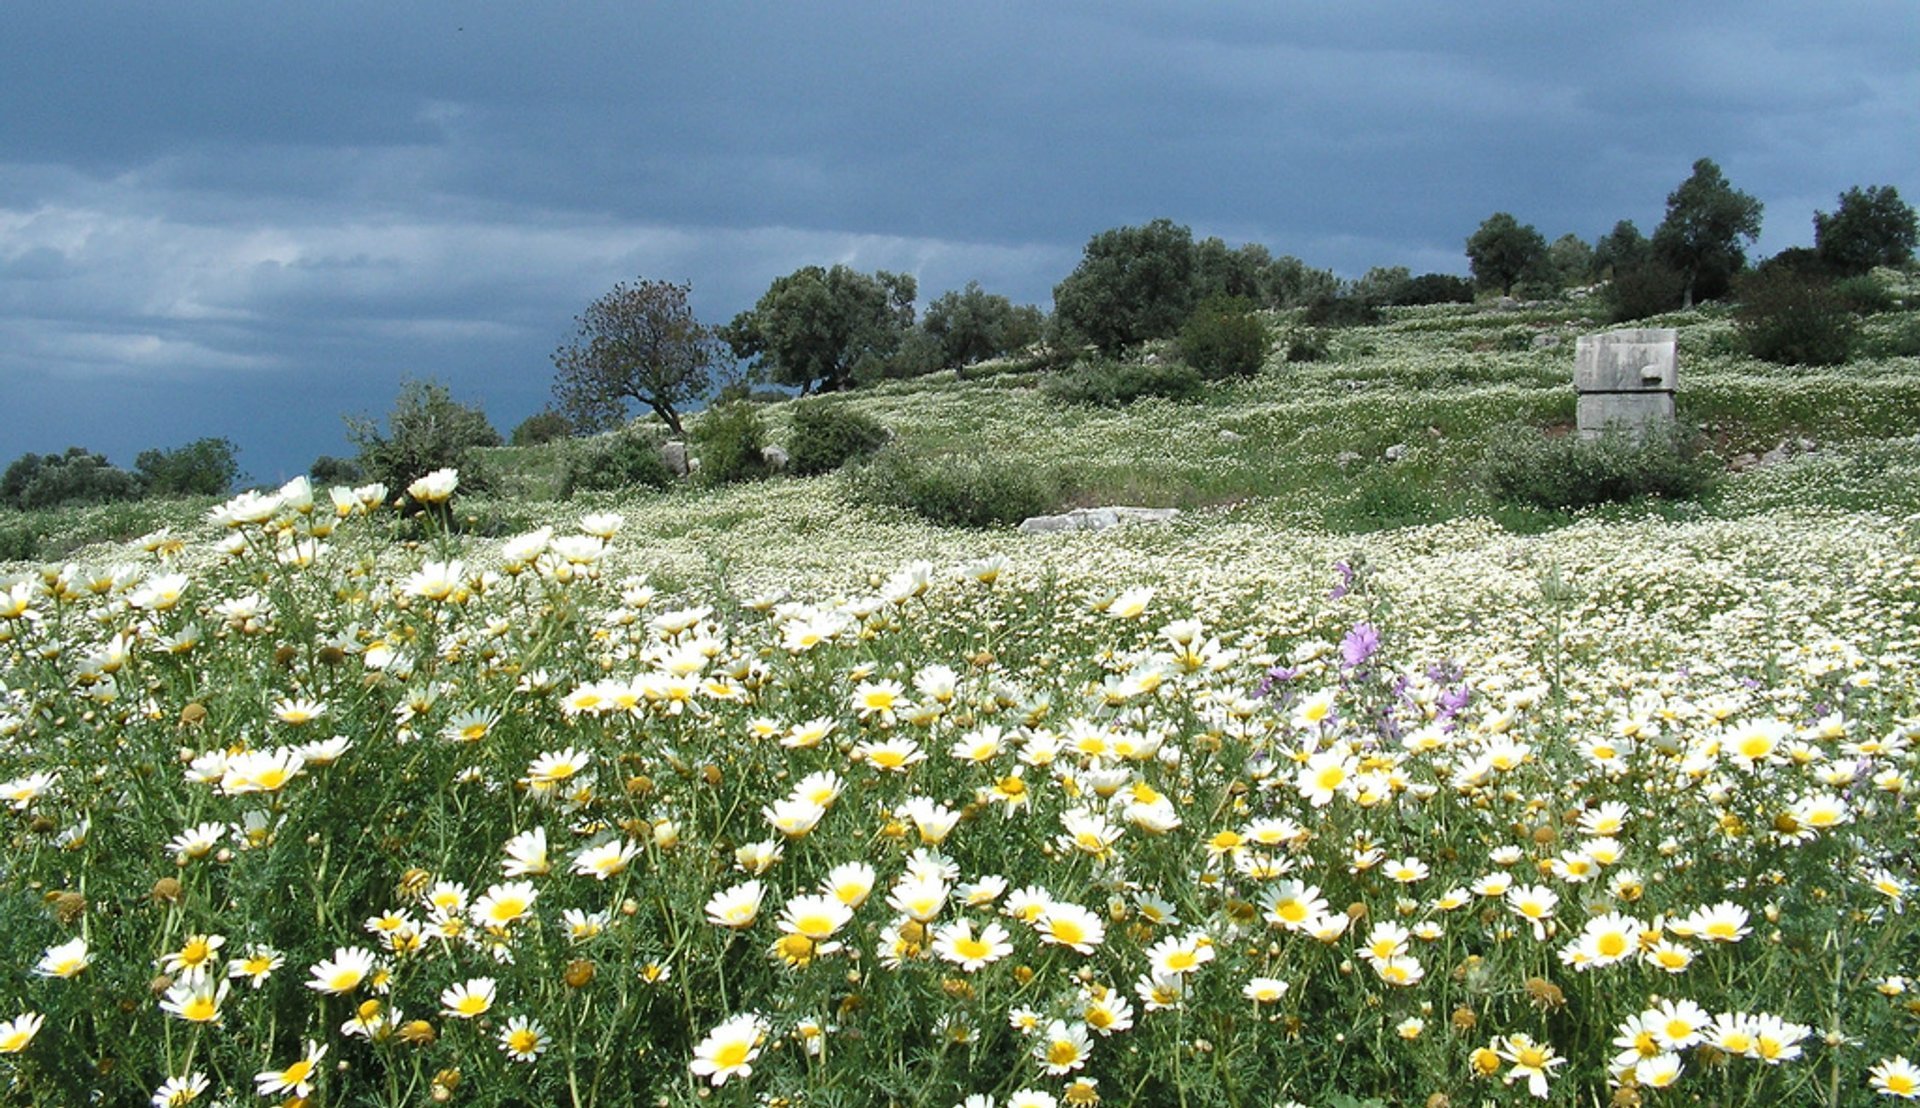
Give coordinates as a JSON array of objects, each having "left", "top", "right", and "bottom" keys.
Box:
[{"left": 7, "top": 289, "right": 1920, "bottom": 572}]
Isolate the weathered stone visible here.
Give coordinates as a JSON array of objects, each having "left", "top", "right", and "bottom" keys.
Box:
[
  {"left": 1575, "top": 328, "right": 1678, "bottom": 440},
  {"left": 662, "top": 441, "right": 689, "bottom": 476},
  {"left": 1575, "top": 392, "right": 1676, "bottom": 438},
  {"left": 1218, "top": 429, "right": 1245, "bottom": 443},
  {"left": 1335, "top": 451, "right": 1363, "bottom": 469},
  {"left": 1574, "top": 328, "right": 1677, "bottom": 392},
  {"left": 1018, "top": 507, "right": 1181, "bottom": 534},
  {"left": 761, "top": 445, "right": 790, "bottom": 472},
  {"left": 1383, "top": 443, "right": 1408, "bottom": 462}
]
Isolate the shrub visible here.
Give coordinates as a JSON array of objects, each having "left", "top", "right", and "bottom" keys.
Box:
[
  {"left": 1607, "top": 260, "right": 1686, "bottom": 322},
  {"left": 559, "top": 430, "right": 673, "bottom": 497},
  {"left": 0, "top": 519, "right": 39, "bottom": 562},
  {"left": 784, "top": 400, "right": 890, "bottom": 477},
  {"left": 1734, "top": 269, "right": 1857, "bottom": 366},
  {"left": 842, "top": 445, "right": 1054, "bottom": 528},
  {"left": 510, "top": 409, "right": 574, "bottom": 447},
  {"left": 1282, "top": 327, "right": 1331, "bottom": 363},
  {"left": 691, "top": 400, "right": 772, "bottom": 485},
  {"left": 134, "top": 437, "right": 240, "bottom": 497},
  {"left": 1831, "top": 274, "right": 1897, "bottom": 315},
  {"left": 1177, "top": 295, "right": 1268, "bottom": 380},
  {"left": 1396, "top": 273, "right": 1475, "bottom": 306},
  {"left": 1299, "top": 290, "right": 1381, "bottom": 328},
  {"left": 1483, "top": 426, "right": 1717, "bottom": 512},
  {"left": 1, "top": 447, "right": 144, "bottom": 510},
  {"left": 1042, "top": 357, "right": 1203, "bottom": 407},
  {"left": 346, "top": 379, "right": 501, "bottom": 497},
  {"left": 308, "top": 455, "right": 365, "bottom": 486}
]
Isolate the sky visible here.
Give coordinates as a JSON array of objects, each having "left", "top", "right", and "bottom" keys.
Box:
[{"left": 2, "top": 2, "right": 1915, "bottom": 484}]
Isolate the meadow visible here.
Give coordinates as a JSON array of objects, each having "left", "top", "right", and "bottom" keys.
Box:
[{"left": 3, "top": 293, "right": 1920, "bottom": 1106}]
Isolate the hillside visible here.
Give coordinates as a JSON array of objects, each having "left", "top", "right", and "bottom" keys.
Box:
[{"left": 2, "top": 286, "right": 1919, "bottom": 1106}]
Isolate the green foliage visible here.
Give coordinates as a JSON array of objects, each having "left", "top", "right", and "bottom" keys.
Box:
[
  {"left": 0, "top": 517, "right": 39, "bottom": 561},
  {"left": 0, "top": 447, "right": 144, "bottom": 510},
  {"left": 307, "top": 455, "right": 364, "bottom": 486},
  {"left": 1281, "top": 327, "right": 1332, "bottom": 363},
  {"left": 1653, "top": 157, "right": 1764, "bottom": 306},
  {"left": 1178, "top": 295, "right": 1269, "bottom": 380},
  {"left": 725, "top": 265, "right": 916, "bottom": 394},
  {"left": 1591, "top": 219, "right": 1651, "bottom": 280},
  {"left": 1546, "top": 232, "right": 1595, "bottom": 289},
  {"left": 345, "top": 378, "right": 501, "bottom": 497},
  {"left": 1831, "top": 274, "right": 1899, "bottom": 316},
  {"left": 1261, "top": 254, "right": 1341, "bottom": 308},
  {"left": 509, "top": 409, "right": 573, "bottom": 447},
  {"left": 1395, "top": 273, "right": 1475, "bottom": 306},
  {"left": 1607, "top": 259, "right": 1687, "bottom": 323},
  {"left": 552, "top": 278, "right": 725, "bottom": 437},
  {"left": 1192, "top": 236, "right": 1275, "bottom": 303},
  {"left": 1042, "top": 357, "right": 1204, "bottom": 407},
  {"left": 1465, "top": 211, "right": 1549, "bottom": 295},
  {"left": 842, "top": 444, "right": 1053, "bottom": 527},
  {"left": 1814, "top": 184, "right": 1919, "bottom": 275},
  {"left": 1483, "top": 425, "right": 1718, "bottom": 511},
  {"left": 1299, "top": 289, "right": 1382, "bottom": 328},
  {"left": 1052, "top": 217, "right": 1197, "bottom": 352},
  {"left": 1735, "top": 269, "right": 1858, "bottom": 367},
  {"left": 783, "top": 399, "right": 891, "bottom": 477},
  {"left": 691, "top": 400, "right": 772, "bottom": 485},
  {"left": 559, "top": 430, "right": 673, "bottom": 497},
  {"left": 133, "top": 437, "right": 240, "bottom": 497},
  {"left": 921, "top": 281, "right": 1045, "bottom": 369}
]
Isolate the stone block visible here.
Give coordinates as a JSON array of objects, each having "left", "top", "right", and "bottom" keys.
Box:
[
  {"left": 1576, "top": 392, "right": 1675, "bottom": 439},
  {"left": 1574, "top": 328, "right": 1677, "bottom": 392}
]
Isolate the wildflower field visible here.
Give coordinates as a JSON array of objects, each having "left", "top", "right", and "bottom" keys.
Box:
[{"left": 6, "top": 301, "right": 1920, "bottom": 1106}]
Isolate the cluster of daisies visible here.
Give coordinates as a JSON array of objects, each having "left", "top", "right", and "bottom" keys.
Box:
[{"left": 0, "top": 472, "right": 1917, "bottom": 1106}]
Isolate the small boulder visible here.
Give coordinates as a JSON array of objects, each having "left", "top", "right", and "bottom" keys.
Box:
[
  {"left": 662, "top": 441, "right": 689, "bottom": 477},
  {"left": 1218, "top": 429, "right": 1245, "bottom": 443},
  {"left": 761, "top": 445, "right": 790, "bottom": 472},
  {"left": 1335, "top": 451, "right": 1363, "bottom": 469},
  {"left": 1018, "top": 506, "right": 1181, "bottom": 534},
  {"left": 1383, "top": 443, "right": 1408, "bottom": 462}
]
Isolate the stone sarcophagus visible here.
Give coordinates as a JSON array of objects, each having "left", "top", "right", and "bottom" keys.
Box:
[{"left": 1574, "top": 328, "right": 1677, "bottom": 439}]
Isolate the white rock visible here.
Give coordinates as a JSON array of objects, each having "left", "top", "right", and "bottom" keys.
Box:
[{"left": 1018, "top": 506, "right": 1182, "bottom": 534}]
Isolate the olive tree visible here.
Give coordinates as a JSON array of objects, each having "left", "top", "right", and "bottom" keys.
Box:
[{"left": 552, "top": 278, "right": 725, "bottom": 436}]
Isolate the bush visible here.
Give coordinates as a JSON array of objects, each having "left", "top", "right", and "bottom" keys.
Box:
[
  {"left": 784, "top": 400, "right": 890, "bottom": 477},
  {"left": 1282, "top": 327, "right": 1331, "bottom": 363},
  {"left": 1483, "top": 426, "right": 1717, "bottom": 512},
  {"left": 842, "top": 445, "right": 1054, "bottom": 529},
  {"left": 1396, "top": 273, "right": 1475, "bottom": 306},
  {"left": 0, "top": 519, "right": 39, "bottom": 562},
  {"left": 559, "top": 431, "right": 673, "bottom": 497},
  {"left": 1299, "top": 290, "right": 1381, "bottom": 328},
  {"left": 308, "top": 455, "right": 365, "bottom": 486},
  {"left": 691, "top": 401, "right": 772, "bottom": 485},
  {"left": 1, "top": 447, "right": 144, "bottom": 510},
  {"left": 1831, "top": 274, "right": 1897, "bottom": 315},
  {"left": 1734, "top": 269, "right": 1857, "bottom": 366},
  {"left": 346, "top": 379, "right": 502, "bottom": 498},
  {"left": 1607, "top": 260, "right": 1686, "bottom": 323},
  {"left": 134, "top": 437, "right": 240, "bottom": 497},
  {"left": 510, "top": 409, "right": 574, "bottom": 447},
  {"left": 1177, "top": 295, "right": 1268, "bottom": 380},
  {"left": 1042, "top": 357, "right": 1203, "bottom": 407}
]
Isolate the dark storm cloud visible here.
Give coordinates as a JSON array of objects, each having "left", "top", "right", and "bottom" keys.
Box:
[{"left": 1, "top": 2, "right": 1914, "bottom": 479}]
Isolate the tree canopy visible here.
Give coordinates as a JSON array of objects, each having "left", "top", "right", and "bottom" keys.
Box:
[
  {"left": 1464, "top": 212, "right": 1549, "bottom": 296},
  {"left": 725, "top": 265, "right": 917, "bottom": 394},
  {"left": 920, "top": 282, "right": 1044, "bottom": 369},
  {"left": 552, "top": 278, "right": 725, "bottom": 437},
  {"left": 1052, "top": 218, "right": 1197, "bottom": 353},
  {"left": 135, "top": 437, "right": 241, "bottom": 497},
  {"left": 1652, "top": 158, "right": 1763, "bottom": 307},
  {"left": 1814, "top": 185, "right": 1919, "bottom": 276}
]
